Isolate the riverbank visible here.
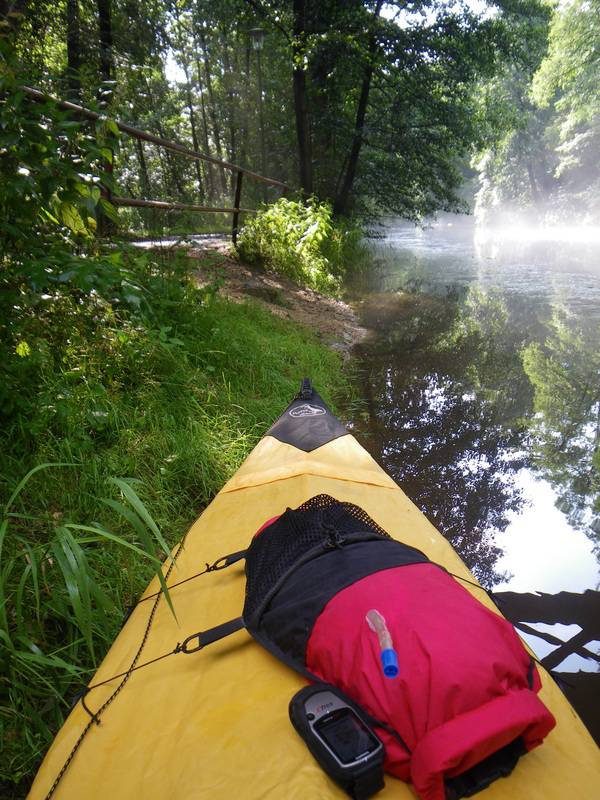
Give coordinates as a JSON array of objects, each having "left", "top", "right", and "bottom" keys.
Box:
[
  {"left": 0, "top": 245, "right": 356, "bottom": 796},
  {"left": 188, "top": 237, "right": 367, "bottom": 358}
]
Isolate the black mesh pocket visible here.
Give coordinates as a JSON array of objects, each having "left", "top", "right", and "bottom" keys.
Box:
[{"left": 243, "top": 495, "right": 391, "bottom": 623}]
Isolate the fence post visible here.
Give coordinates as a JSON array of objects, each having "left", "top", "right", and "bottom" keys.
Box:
[{"left": 231, "top": 169, "right": 244, "bottom": 245}]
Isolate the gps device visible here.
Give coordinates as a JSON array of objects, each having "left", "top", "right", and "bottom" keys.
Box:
[{"left": 289, "top": 683, "right": 385, "bottom": 799}]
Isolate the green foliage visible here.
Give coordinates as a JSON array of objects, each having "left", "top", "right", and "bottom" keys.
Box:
[
  {"left": 474, "top": 0, "right": 600, "bottom": 223},
  {"left": 532, "top": 0, "right": 600, "bottom": 125},
  {"left": 470, "top": 0, "right": 554, "bottom": 221},
  {"left": 0, "top": 464, "right": 177, "bottom": 787},
  {"left": 531, "top": 0, "right": 600, "bottom": 220},
  {"left": 237, "top": 198, "right": 349, "bottom": 293},
  {"left": 6, "top": 0, "right": 549, "bottom": 225},
  {"left": 0, "top": 42, "right": 121, "bottom": 289}
]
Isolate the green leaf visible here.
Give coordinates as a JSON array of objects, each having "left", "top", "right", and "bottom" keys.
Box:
[
  {"left": 98, "top": 197, "right": 119, "bottom": 223},
  {"left": 59, "top": 202, "right": 88, "bottom": 236},
  {"left": 51, "top": 530, "right": 93, "bottom": 659},
  {"left": 63, "top": 523, "right": 159, "bottom": 562}
]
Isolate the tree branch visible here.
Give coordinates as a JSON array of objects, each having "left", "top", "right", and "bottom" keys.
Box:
[{"left": 242, "top": 0, "right": 291, "bottom": 45}]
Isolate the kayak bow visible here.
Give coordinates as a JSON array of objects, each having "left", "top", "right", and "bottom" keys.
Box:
[{"left": 30, "top": 382, "right": 600, "bottom": 799}]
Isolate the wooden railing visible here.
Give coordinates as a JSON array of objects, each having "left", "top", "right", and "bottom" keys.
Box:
[{"left": 23, "top": 86, "right": 290, "bottom": 244}]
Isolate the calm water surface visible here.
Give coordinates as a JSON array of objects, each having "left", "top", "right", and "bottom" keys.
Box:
[{"left": 352, "top": 219, "right": 600, "bottom": 607}]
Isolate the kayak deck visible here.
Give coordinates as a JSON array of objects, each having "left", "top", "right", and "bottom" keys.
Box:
[{"left": 30, "top": 395, "right": 600, "bottom": 799}]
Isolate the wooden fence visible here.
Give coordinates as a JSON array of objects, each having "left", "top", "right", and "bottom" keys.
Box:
[{"left": 23, "top": 86, "right": 290, "bottom": 244}]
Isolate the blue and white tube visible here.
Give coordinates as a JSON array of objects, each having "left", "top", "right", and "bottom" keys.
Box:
[{"left": 366, "top": 609, "right": 399, "bottom": 678}]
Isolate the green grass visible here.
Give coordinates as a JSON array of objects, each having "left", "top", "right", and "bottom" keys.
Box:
[{"left": 0, "top": 249, "right": 352, "bottom": 796}]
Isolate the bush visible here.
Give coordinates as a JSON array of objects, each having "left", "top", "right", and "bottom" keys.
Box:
[
  {"left": 0, "top": 42, "right": 121, "bottom": 295},
  {"left": 237, "top": 197, "right": 350, "bottom": 293}
]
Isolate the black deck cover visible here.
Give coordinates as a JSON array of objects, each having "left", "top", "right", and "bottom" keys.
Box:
[{"left": 266, "top": 380, "right": 348, "bottom": 452}]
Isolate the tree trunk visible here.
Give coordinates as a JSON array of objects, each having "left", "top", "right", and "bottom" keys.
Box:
[
  {"left": 292, "top": 0, "right": 313, "bottom": 196},
  {"left": 136, "top": 137, "right": 150, "bottom": 198},
  {"left": 195, "top": 54, "right": 216, "bottom": 202},
  {"left": 198, "top": 30, "right": 228, "bottom": 196},
  {"left": 136, "top": 137, "right": 157, "bottom": 230},
  {"left": 66, "top": 0, "right": 81, "bottom": 100},
  {"left": 182, "top": 62, "right": 205, "bottom": 199},
  {"left": 333, "top": 0, "right": 383, "bottom": 216},
  {"left": 156, "top": 121, "right": 187, "bottom": 198},
  {"left": 221, "top": 34, "right": 237, "bottom": 192},
  {"left": 96, "top": 0, "right": 115, "bottom": 235},
  {"left": 96, "top": 0, "right": 113, "bottom": 96},
  {"left": 238, "top": 44, "right": 251, "bottom": 170}
]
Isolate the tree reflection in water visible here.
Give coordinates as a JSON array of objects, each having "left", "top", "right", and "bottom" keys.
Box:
[
  {"left": 522, "top": 306, "right": 600, "bottom": 544},
  {"left": 355, "top": 289, "right": 534, "bottom": 588},
  {"left": 355, "top": 286, "right": 600, "bottom": 587}
]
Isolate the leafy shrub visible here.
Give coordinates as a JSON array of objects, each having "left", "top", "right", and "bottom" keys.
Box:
[
  {"left": 237, "top": 197, "right": 347, "bottom": 293},
  {"left": 0, "top": 41, "right": 120, "bottom": 294}
]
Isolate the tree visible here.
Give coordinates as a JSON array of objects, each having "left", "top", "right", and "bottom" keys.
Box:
[
  {"left": 5, "top": 0, "right": 560, "bottom": 222},
  {"left": 474, "top": 0, "right": 600, "bottom": 224},
  {"left": 237, "top": 0, "right": 538, "bottom": 217},
  {"left": 532, "top": 0, "right": 600, "bottom": 222},
  {"left": 65, "top": 0, "right": 82, "bottom": 99},
  {"left": 469, "top": 0, "right": 553, "bottom": 221},
  {"left": 332, "top": 0, "right": 383, "bottom": 215}
]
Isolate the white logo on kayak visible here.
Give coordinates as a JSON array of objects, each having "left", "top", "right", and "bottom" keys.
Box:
[{"left": 289, "top": 404, "right": 326, "bottom": 418}]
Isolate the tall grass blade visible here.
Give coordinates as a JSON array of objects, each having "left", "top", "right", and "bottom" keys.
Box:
[
  {"left": 18, "top": 540, "right": 41, "bottom": 622},
  {"left": 51, "top": 528, "right": 94, "bottom": 660},
  {"left": 109, "top": 478, "right": 173, "bottom": 559},
  {"left": 15, "top": 563, "right": 32, "bottom": 640},
  {"left": 63, "top": 523, "right": 160, "bottom": 561},
  {"left": 65, "top": 521, "right": 177, "bottom": 619},
  {"left": 104, "top": 481, "right": 178, "bottom": 619},
  {"left": 3, "top": 463, "right": 74, "bottom": 515}
]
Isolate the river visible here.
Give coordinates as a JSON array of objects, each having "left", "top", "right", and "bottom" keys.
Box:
[{"left": 351, "top": 218, "right": 600, "bottom": 674}]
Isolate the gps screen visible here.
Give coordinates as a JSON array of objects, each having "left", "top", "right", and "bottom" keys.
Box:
[{"left": 314, "top": 709, "right": 380, "bottom": 765}]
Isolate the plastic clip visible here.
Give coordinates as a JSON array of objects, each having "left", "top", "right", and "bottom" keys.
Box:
[
  {"left": 207, "top": 556, "right": 230, "bottom": 572},
  {"left": 206, "top": 550, "right": 246, "bottom": 573},
  {"left": 179, "top": 632, "right": 204, "bottom": 654}
]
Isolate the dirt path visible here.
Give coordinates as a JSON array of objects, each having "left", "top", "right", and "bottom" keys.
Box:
[{"left": 187, "top": 238, "right": 367, "bottom": 358}]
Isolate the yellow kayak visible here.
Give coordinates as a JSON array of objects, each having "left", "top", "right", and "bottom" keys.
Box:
[{"left": 30, "top": 384, "right": 600, "bottom": 799}]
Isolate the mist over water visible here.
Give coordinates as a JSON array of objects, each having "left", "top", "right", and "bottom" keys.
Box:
[{"left": 352, "top": 217, "right": 600, "bottom": 594}]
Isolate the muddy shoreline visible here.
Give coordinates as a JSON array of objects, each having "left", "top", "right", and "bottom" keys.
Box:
[{"left": 187, "top": 238, "right": 368, "bottom": 358}]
